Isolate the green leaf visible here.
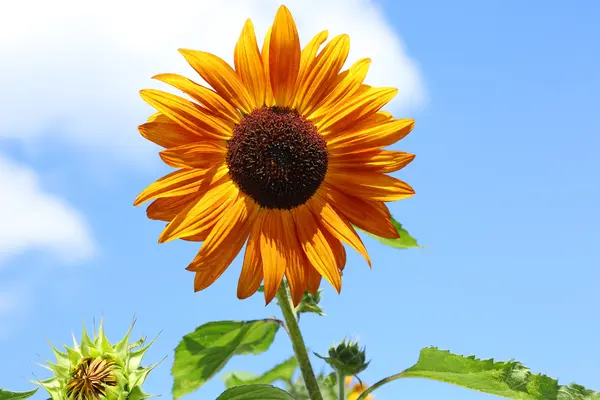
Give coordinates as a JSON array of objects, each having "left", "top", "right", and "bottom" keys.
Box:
[
  {"left": 216, "top": 385, "right": 295, "bottom": 400},
  {"left": 359, "top": 216, "right": 420, "bottom": 249},
  {"left": 172, "top": 320, "right": 279, "bottom": 399},
  {"left": 0, "top": 388, "right": 38, "bottom": 400},
  {"left": 223, "top": 356, "right": 298, "bottom": 388},
  {"left": 398, "top": 347, "right": 600, "bottom": 399}
]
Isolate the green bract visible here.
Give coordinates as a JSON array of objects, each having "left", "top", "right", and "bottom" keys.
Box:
[
  {"left": 316, "top": 339, "right": 370, "bottom": 377},
  {"left": 36, "top": 320, "right": 158, "bottom": 400}
]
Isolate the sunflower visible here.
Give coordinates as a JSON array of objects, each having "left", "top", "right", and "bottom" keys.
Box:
[
  {"left": 134, "top": 5, "right": 415, "bottom": 306},
  {"left": 345, "top": 377, "right": 374, "bottom": 400}
]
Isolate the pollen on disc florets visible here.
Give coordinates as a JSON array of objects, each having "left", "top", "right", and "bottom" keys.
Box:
[{"left": 226, "top": 106, "right": 328, "bottom": 210}]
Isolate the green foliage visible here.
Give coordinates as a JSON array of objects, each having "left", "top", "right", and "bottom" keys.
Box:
[
  {"left": 398, "top": 347, "right": 600, "bottom": 399},
  {"left": 0, "top": 389, "right": 38, "bottom": 400},
  {"left": 285, "top": 373, "right": 337, "bottom": 400},
  {"left": 172, "top": 320, "right": 279, "bottom": 399},
  {"left": 223, "top": 356, "right": 298, "bottom": 388},
  {"left": 216, "top": 385, "right": 295, "bottom": 399},
  {"left": 359, "top": 216, "right": 420, "bottom": 249}
]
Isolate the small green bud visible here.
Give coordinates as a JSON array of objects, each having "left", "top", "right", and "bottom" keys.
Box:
[
  {"left": 36, "top": 319, "right": 160, "bottom": 400},
  {"left": 295, "top": 290, "right": 325, "bottom": 317},
  {"left": 315, "top": 339, "right": 370, "bottom": 376}
]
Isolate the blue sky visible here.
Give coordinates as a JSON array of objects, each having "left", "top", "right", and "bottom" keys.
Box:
[{"left": 1, "top": 0, "right": 599, "bottom": 399}]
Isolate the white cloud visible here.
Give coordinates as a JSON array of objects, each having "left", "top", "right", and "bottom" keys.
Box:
[
  {"left": 0, "top": 154, "right": 95, "bottom": 263},
  {"left": 0, "top": 0, "right": 425, "bottom": 165}
]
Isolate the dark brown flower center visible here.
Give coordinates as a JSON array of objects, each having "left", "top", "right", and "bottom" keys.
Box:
[{"left": 226, "top": 106, "right": 328, "bottom": 209}]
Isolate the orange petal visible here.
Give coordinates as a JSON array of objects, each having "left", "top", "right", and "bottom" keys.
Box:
[
  {"left": 159, "top": 142, "right": 227, "bottom": 169},
  {"left": 307, "top": 194, "right": 371, "bottom": 267},
  {"left": 234, "top": 19, "right": 266, "bottom": 109},
  {"left": 278, "top": 212, "right": 308, "bottom": 306},
  {"left": 158, "top": 178, "right": 238, "bottom": 243},
  {"left": 329, "top": 150, "right": 416, "bottom": 173},
  {"left": 138, "top": 119, "right": 202, "bottom": 149},
  {"left": 237, "top": 212, "right": 265, "bottom": 299},
  {"left": 295, "top": 34, "right": 350, "bottom": 115},
  {"left": 268, "top": 5, "right": 301, "bottom": 107},
  {"left": 140, "top": 89, "right": 232, "bottom": 140},
  {"left": 178, "top": 49, "right": 254, "bottom": 114},
  {"left": 146, "top": 194, "right": 200, "bottom": 222},
  {"left": 326, "top": 118, "right": 414, "bottom": 154},
  {"left": 320, "top": 183, "right": 398, "bottom": 238},
  {"left": 134, "top": 166, "right": 227, "bottom": 206},
  {"left": 293, "top": 205, "right": 341, "bottom": 293},
  {"left": 316, "top": 87, "right": 398, "bottom": 135},
  {"left": 259, "top": 209, "right": 290, "bottom": 304},
  {"left": 294, "top": 30, "right": 329, "bottom": 104},
  {"left": 326, "top": 171, "right": 415, "bottom": 202},
  {"left": 307, "top": 58, "right": 371, "bottom": 121},
  {"left": 306, "top": 264, "right": 322, "bottom": 294},
  {"left": 190, "top": 196, "right": 258, "bottom": 291},
  {"left": 153, "top": 73, "right": 241, "bottom": 125},
  {"left": 322, "top": 227, "right": 347, "bottom": 272},
  {"left": 261, "top": 26, "right": 275, "bottom": 106}
]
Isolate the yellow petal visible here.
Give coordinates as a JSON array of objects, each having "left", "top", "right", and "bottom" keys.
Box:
[
  {"left": 138, "top": 119, "right": 202, "bottom": 149},
  {"left": 146, "top": 194, "right": 200, "bottom": 222},
  {"left": 293, "top": 30, "right": 329, "bottom": 104},
  {"left": 259, "top": 209, "right": 290, "bottom": 304},
  {"left": 326, "top": 171, "right": 415, "bottom": 202},
  {"left": 234, "top": 19, "right": 266, "bottom": 109},
  {"left": 308, "top": 194, "right": 371, "bottom": 267},
  {"left": 320, "top": 183, "right": 398, "bottom": 238},
  {"left": 326, "top": 118, "right": 414, "bottom": 153},
  {"left": 316, "top": 87, "right": 398, "bottom": 135},
  {"left": 237, "top": 212, "right": 265, "bottom": 299},
  {"left": 134, "top": 166, "right": 227, "bottom": 206},
  {"left": 191, "top": 196, "right": 258, "bottom": 291},
  {"left": 329, "top": 150, "right": 416, "bottom": 173},
  {"left": 261, "top": 26, "right": 275, "bottom": 106},
  {"left": 268, "top": 5, "right": 300, "bottom": 107},
  {"left": 153, "top": 73, "right": 241, "bottom": 125},
  {"left": 140, "top": 89, "right": 232, "bottom": 140},
  {"left": 307, "top": 58, "right": 371, "bottom": 121},
  {"left": 178, "top": 49, "right": 254, "bottom": 114},
  {"left": 293, "top": 205, "right": 341, "bottom": 293},
  {"left": 295, "top": 34, "right": 350, "bottom": 115},
  {"left": 159, "top": 142, "right": 226, "bottom": 169},
  {"left": 158, "top": 178, "right": 238, "bottom": 243}
]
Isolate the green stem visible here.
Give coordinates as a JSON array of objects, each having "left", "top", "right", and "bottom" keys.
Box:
[
  {"left": 337, "top": 371, "right": 346, "bottom": 400},
  {"left": 355, "top": 372, "right": 405, "bottom": 400},
  {"left": 276, "top": 284, "right": 323, "bottom": 400}
]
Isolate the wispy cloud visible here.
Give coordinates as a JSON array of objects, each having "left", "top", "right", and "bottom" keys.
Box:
[
  {"left": 0, "top": 154, "right": 96, "bottom": 264},
  {"left": 0, "top": 0, "right": 425, "bottom": 166}
]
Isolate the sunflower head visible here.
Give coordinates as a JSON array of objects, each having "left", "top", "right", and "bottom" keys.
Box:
[
  {"left": 135, "top": 4, "right": 415, "bottom": 305},
  {"left": 37, "top": 320, "right": 158, "bottom": 400}
]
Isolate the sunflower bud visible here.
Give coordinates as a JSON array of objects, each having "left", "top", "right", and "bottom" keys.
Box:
[
  {"left": 295, "top": 290, "right": 325, "bottom": 317},
  {"left": 36, "top": 320, "right": 159, "bottom": 400},
  {"left": 316, "top": 339, "right": 370, "bottom": 376}
]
